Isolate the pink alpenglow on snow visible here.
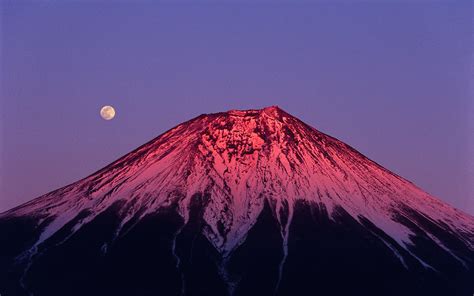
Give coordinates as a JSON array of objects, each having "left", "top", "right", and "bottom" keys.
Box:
[{"left": 1, "top": 106, "right": 473, "bottom": 296}]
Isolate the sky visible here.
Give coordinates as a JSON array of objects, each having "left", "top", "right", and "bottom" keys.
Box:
[{"left": 0, "top": 0, "right": 472, "bottom": 214}]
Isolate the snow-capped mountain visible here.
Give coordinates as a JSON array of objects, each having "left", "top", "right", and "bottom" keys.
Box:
[{"left": 1, "top": 106, "right": 473, "bottom": 296}]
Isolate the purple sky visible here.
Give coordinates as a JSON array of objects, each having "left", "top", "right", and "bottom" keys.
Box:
[{"left": 1, "top": 1, "right": 472, "bottom": 214}]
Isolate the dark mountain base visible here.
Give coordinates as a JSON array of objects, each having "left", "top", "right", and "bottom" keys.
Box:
[{"left": 1, "top": 198, "right": 473, "bottom": 296}]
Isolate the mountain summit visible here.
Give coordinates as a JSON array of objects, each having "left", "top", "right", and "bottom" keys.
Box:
[{"left": 1, "top": 106, "right": 473, "bottom": 296}]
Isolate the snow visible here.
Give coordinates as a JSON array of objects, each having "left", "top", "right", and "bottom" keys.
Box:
[{"left": 3, "top": 106, "right": 474, "bottom": 270}]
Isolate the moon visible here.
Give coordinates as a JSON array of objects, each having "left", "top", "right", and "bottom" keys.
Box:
[{"left": 100, "top": 105, "right": 116, "bottom": 120}]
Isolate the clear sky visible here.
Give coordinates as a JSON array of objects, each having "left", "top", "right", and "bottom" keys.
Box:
[{"left": 1, "top": 0, "right": 472, "bottom": 214}]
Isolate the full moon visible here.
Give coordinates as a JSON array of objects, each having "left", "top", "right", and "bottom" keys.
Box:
[{"left": 100, "top": 105, "right": 116, "bottom": 120}]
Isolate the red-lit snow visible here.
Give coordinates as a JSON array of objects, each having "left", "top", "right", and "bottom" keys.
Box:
[{"left": 3, "top": 106, "right": 473, "bottom": 268}]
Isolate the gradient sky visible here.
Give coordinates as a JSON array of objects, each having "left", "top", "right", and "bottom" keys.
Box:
[{"left": 1, "top": 0, "right": 472, "bottom": 214}]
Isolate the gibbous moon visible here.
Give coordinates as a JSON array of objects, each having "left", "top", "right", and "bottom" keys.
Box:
[{"left": 100, "top": 105, "right": 116, "bottom": 120}]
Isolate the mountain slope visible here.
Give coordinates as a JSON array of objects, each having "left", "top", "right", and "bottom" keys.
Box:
[{"left": 1, "top": 106, "right": 473, "bottom": 296}]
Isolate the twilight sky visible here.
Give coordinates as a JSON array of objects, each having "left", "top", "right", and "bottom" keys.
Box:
[{"left": 1, "top": 1, "right": 472, "bottom": 214}]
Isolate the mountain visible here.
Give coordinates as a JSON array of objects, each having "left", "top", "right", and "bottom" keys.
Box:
[{"left": 1, "top": 106, "right": 473, "bottom": 296}]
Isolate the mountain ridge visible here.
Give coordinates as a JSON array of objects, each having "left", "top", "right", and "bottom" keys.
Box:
[{"left": 1, "top": 106, "right": 473, "bottom": 296}]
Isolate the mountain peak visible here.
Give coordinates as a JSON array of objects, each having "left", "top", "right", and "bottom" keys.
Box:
[
  {"left": 5, "top": 105, "right": 473, "bottom": 253},
  {"left": 1, "top": 105, "right": 473, "bottom": 296},
  {"left": 220, "top": 105, "right": 286, "bottom": 120},
  {"left": 261, "top": 104, "right": 283, "bottom": 115}
]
